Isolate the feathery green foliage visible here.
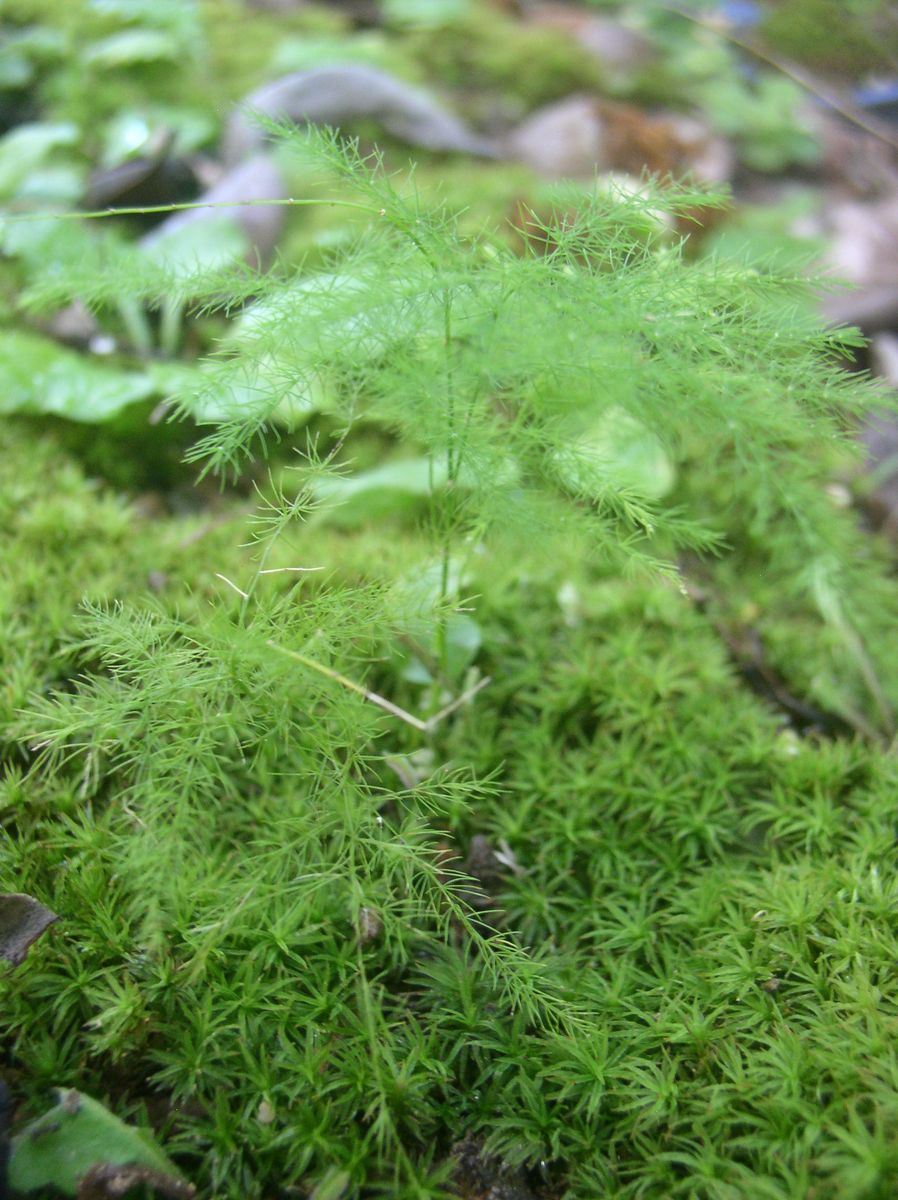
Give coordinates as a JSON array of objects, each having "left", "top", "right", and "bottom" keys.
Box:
[{"left": 5, "top": 128, "right": 898, "bottom": 1200}]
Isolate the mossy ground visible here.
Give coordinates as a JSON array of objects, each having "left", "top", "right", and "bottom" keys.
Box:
[
  {"left": 5, "top": 418, "right": 898, "bottom": 1199},
  {"left": 760, "top": 0, "right": 898, "bottom": 76},
  {"left": 5, "top": 3, "right": 898, "bottom": 1198}
]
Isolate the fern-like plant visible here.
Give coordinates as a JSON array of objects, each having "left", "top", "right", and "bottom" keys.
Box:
[{"left": 6, "top": 126, "right": 893, "bottom": 1199}]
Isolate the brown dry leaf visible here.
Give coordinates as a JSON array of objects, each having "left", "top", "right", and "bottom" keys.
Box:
[
  {"left": 77, "top": 1162, "right": 195, "bottom": 1199},
  {"left": 0, "top": 893, "right": 58, "bottom": 968},
  {"left": 508, "top": 96, "right": 732, "bottom": 184}
]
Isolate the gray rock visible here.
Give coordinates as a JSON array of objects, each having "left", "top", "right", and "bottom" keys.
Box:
[
  {"left": 140, "top": 154, "right": 287, "bottom": 266},
  {"left": 507, "top": 95, "right": 607, "bottom": 178},
  {"left": 223, "top": 64, "right": 498, "bottom": 167}
]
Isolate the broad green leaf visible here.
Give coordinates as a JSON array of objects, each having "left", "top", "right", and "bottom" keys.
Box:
[
  {"left": 153, "top": 358, "right": 325, "bottom": 428},
  {"left": 9, "top": 1089, "right": 189, "bottom": 1196},
  {"left": 206, "top": 361, "right": 324, "bottom": 426},
  {"left": 399, "top": 612, "right": 481, "bottom": 683},
  {"left": 553, "top": 406, "right": 675, "bottom": 501},
  {"left": 383, "top": 0, "right": 472, "bottom": 26},
  {"left": 387, "top": 558, "right": 481, "bottom": 683},
  {"left": 100, "top": 111, "right": 153, "bottom": 164},
  {"left": 145, "top": 106, "right": 215, "bottom": 155},
  {"left": 87, "top": 0, "right": 201, "bottom": 42},
  {"left": 82, "top": 30, "right": 180, "bottom": 68},
  {"left": 311, "top": 458, "right": 448, "bottom": 527},
  {"left": 0, "top": 121, "right": 79, "bottom": 199},
  {"left": 0, "top": 50, "right": 32, "bottom": 88},
  {"left": 0, "top": 27, "right": 65, "bottom": 87},
  {"left": 445, "top": 613, "right": 481, "bottom": 675},
  {"left": 3, "top": 26, "right": 66, "bottom": 63},
  {"left": 314, "top": 457, "right": 446, "bottom": 503},
  {"left": 144, "top": 216, "right": 248, "bottom": 279},
  {"left": 310, "top": 1168, "right": 352, "bottom": 1200},
  {"left": 14, "top": 164, "right": 85, "bottom": 205},
  {"left": 100, "top": 106, "right": 215, "bottom": 167},
  {"left": 270, "top": 33, "right": 399, "bottom": 76},
  {"left": 0, "top": 331, "right": 156, "bottom": 421},
  {"left": 2, "top": 211, "right": 97, "bottom": 267},
  {"left": 232, "top": 269, "right": 488, "bottom": 369},
  {"left": 392, "top": 559, "right": 465, "bottom": 620},
  {"left": 309, "top": 455, "right": 512, "bottom": 528}
]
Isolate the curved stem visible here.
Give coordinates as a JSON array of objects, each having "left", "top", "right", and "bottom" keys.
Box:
[{"left": 2, "top": 196, "right": 377, "bottom": 223}]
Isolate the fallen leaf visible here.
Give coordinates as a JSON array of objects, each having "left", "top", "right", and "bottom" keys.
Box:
[
  {"left": 0, "top": 331, "right": 157, "bottom": 422},
  {"left": 9, "top": 1090, "right": 191, "bottom": 1198},
  {"left": 77, "top": 1162, "right": 194, "bottom": 1199},
  {"left": 0, "top": 893, "right": 58, "bottom": 968}
]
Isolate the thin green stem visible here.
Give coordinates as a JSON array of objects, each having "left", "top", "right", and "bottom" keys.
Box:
[
  {"left": 267, "top": 640, "right": 490, "bottom": 733},
  {"left": 268, "top": 640, "right": 430, "bottom": 732},
  {"left": 433, "top": 543, "right": 452, "bottom": 709},
  {"left": 159, "top": 295, "right": 184, "bottom": 357},
  {"left": 354, "top": 950, "right": 434, "bottom": 1198},
  {"left": 238, "top": 534, "right": 275, "bottom": 626},
  {"left": 115, "top": 297, "right": 153, "bottom": 355},
  {"left": 444, "top": 288, "right": 456, "bottom": 483},
  {"left": 1, "top": 195, "right": 376, "bottom": 223},
  {"left": 431, "top": 287, "right": 456, "bottom": 713},
  {"left": 660, "top": 3, "right": 898, "bottom": 152}
]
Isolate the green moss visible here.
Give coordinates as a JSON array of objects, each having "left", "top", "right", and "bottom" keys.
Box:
[
  {"left": 761, "top": 0, "right": 898, "bottom": 75},
  {"left": 6, "top": 88, "right": 898, "bottom": 1200},
  {"left": 399, "top": 10, "right": 605, "bottom": 116},
  {"left": 7, "top": 400, "right": 898, "bottom": 1197},
  {"left": 0, "top": 422, "right": 247, "bottom": 738},
  {"left": 198, "top": 0, "right": 364, "bottom": 105}
]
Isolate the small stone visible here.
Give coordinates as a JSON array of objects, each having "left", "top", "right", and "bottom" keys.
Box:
[
  {"left": 508, "top": 96, "right": 607, "bottom": 179},
  {"left": 357, "top": 907, "right": 381, "bottom": 943},
  {"left": 825, "top": 483, "right": 851, "bottom": 509}
]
